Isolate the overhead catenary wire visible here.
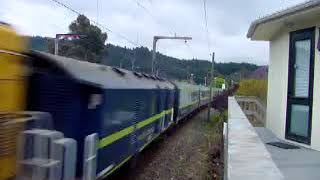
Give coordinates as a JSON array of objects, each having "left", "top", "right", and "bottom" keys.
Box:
[
  {"left": 96, "top": 0, "right": 99, "bottom": 24},
  {"left": 130, "top": 0, "right": 175, "bottom": 35},
  {"left": 131, "top": 0, "right": 198, "bottom": 60},
  {"left": 49, "top": 0, "right": 142, "bottom": 47},
  {"left": 50, "top": 0, "right": 198, "bottom": 62}
]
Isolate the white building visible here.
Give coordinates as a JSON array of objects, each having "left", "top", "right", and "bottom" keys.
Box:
[{"left": 247, "top": 0, "right": 320, "bottom": 151}]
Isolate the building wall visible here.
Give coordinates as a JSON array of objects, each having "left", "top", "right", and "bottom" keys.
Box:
[
  {"left": 267, "top": 21, "right": 320, "bottom": 151},
  {"left": 311, "top": 25, "right": 320, "bottom": 150},
  {"left": 267, "top": 31, "right": 289, "bottom": 140}
]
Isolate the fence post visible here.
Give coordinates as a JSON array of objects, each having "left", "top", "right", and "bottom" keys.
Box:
[{"left": 17, "top": 129, "right": 77, "bottom": 180}]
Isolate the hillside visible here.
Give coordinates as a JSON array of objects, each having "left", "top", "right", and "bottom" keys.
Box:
[
  {"left": 28, "top": 36, "right": 259, "bottom": 84},
  {"left": 249, "top": 66, "right": 268, "bottom": 79}
]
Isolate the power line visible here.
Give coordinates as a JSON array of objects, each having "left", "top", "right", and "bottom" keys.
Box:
[
  {"left": 132, "top": 0, "right": 199, "bottom": 60},
  {"left": 50, "top": 0, "right": 81, "bottom": 15},
  {"left": 131, "top": 0, "right": 175, "bottom": 35},
  {"left": 202, "top": 0, "right": 211, "bottom": 55},
  {"left": 96, "top": 0, "right": 99, "bottom": 24},
  {"left": 49, "top": 0, "right": 142, "bottom": 47},
  {"left": 129, "top": 0, "right": 200, "bottom": 61}
]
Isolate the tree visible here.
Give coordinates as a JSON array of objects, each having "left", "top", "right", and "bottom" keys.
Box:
[
  {"left": 35, "top": 37, "right": 260, "bottom": 83},
  {"left": 69, "top": 15, "right": 107, "bottom": 62},
  {"left": 48, "top": 15, "right": 107, "bottom": 63}
]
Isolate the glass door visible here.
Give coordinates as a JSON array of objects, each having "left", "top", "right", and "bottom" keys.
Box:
[{"left": 286, "top": 27, "right": 315, "bottom": 144}]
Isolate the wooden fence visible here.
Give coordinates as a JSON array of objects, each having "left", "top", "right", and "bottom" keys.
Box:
[{"left": 235, "top": 96, "right": 266, "bottom": 127}]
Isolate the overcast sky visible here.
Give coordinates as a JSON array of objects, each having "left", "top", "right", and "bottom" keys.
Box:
[{"left": 1, "top": 0, "right": 306, "bottom": 65}]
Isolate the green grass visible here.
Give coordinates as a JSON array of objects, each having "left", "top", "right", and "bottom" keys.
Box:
[{"left": 202, "top": 111, "right": 226, "bottom": 180}]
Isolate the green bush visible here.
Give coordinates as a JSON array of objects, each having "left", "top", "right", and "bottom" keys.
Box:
[
  {"left": 205, "top": 111, "right": 227, "bottom": 131},
  {"left": 212, "top": 77, "right": 225, "bottom": 88},
  {"left": 236, "top": 79, "right": 268, "bottom": 104}
]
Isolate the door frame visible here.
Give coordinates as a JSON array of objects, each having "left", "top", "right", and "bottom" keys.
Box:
[{"left": 285, "top": 27, "right": 315, "bottom": 145}]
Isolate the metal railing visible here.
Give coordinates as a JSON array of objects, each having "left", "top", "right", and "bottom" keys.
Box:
[
  {"left": 0, "top": 112, "right": 98, "bottom": 180},
  {"left": 235, "top": 96, "right": 266, "bottom": 126},
  {"left": 0, "top": 112, "right": 53, "bottom": 180}
]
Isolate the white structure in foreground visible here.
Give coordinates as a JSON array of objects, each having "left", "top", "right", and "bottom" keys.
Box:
[
  {"left": 227, "top": 97, "right": 283, "bottom": 180},
  {"left": 248, "top": 0, "right": 320, "bottom": 151}
]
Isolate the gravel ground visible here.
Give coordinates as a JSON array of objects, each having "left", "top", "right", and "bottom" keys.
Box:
[{"left": 108, "top": 109, "right": 218, "bottom": 180}]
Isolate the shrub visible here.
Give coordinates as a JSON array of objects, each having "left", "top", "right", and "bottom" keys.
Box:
[
  {"left": 212, "top": 77, "right": 225, "bottom": 89},
  {"left": 212, "top": 84, "right": 239, "bottom": 112},
  {"left": 236, "top": 79, "right": 267, "bottom": 104}
]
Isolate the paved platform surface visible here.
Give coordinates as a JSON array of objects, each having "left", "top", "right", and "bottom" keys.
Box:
[
  {"left": 227, "top": 97, "right": 283, "bottom": 180},
  {"left": 255, "top": 127, "right": 320, "bottom": 180}
]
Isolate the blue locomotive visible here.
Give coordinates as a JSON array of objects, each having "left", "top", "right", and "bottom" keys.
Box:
[{"left": 24, "top": 51, "right": 213, "bottom": 179}]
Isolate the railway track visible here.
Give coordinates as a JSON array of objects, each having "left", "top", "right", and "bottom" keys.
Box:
[{"left": 108, "top": 108, "right": 215, "bottom": 180}]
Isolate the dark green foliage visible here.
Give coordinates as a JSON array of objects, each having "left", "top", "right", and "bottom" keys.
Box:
[
  {"left": 102, "top": 44, "right": 211, "bottom": 80},
  {"left": 34, "top": 15, "right": 107, "bottom": 63},
  {"left": 215, "top": 62, "right": 257, "bottom": 76},
  {"left": 28, "top": 36, "right": 51, "bottom": 52},
  {"left": 27, "top": 15, "right": 260, "bottom": 84},
  {"left": 102, "top": 44, "right": 259, "bottom": 84},
  {"left": 67, "top": 15, "right": 107, "bottom": 62},
  {"left": 28, "top": 35, "right": 259, "bottom": 84}
]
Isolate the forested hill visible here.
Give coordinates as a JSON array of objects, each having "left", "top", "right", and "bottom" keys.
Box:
[{"left": 28, "top": 36, "right": 259, "bottom": 84}]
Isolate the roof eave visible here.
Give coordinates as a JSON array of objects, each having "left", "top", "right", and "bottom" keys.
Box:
[
  {"left": 247, "top": 22, "right": 257, "bottom": 39},
  {"left": 247, "top": 0, "right": 320, "bottom": 40}
]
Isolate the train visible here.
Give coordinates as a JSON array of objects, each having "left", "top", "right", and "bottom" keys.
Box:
[{"left": 0, "top": 23, "right": 219, "bottom": 180}]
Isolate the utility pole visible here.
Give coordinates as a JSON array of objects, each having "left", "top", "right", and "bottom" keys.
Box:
[
  {"left": 54, "top": 38, "right": 59, "bottom": 55},
  {"left": 207, "top": 52, "right": 215, "bottom": 121},
  {"left": 204, "top": 76, "right": 207, "bottom": 86},
  {"left": 131, "top": 50, "right": 136, "bottom": 71},
  {"left": 190, "top": 73, "right": 195, "bottom": 84},
  {"left": 151, "top": 35, "right": 192, "bottom": 74}
]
